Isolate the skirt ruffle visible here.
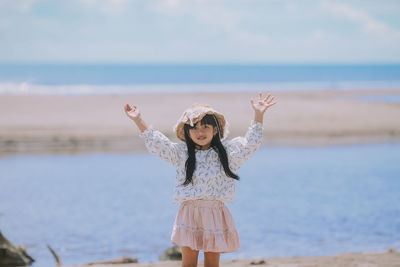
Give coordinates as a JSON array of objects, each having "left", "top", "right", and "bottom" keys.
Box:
[{"left": 171, "top": 200, "right": 240, "bottom": 253}]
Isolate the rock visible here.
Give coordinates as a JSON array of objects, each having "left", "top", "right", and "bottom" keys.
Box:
[
  {"left": 85, "top": 257, "right": 138, "bottom": 265},
  {"left": 0, "top": 231, "right": 34, "bottom": 266},
  {"left": 386, "top": 248, "right": 397, "bottom": 253},
  {"left": 250, "top": 258, "right": 267, "bottom": 265},
  {"left": 159, "top": 245, "right": 182, "bottom": 261}
]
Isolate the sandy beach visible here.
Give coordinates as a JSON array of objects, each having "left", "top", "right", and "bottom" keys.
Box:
[
  {"left": 66, "top": 250, "right": 400, "bottom": 267},
  {"left": 1, "top": 89, "right": 400, "bottom": 155}
]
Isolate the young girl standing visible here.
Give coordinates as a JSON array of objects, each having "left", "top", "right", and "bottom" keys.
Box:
[{"left": 124, "top": 92, "right": 276, "bottom": 267}]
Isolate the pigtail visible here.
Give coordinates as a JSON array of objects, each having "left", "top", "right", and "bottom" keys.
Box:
[
  {"left": 211, "top": 136, "right": 239, "bottom": 180},
  {"left": 183, "top": 126, "right": 196, "bottom": 186}
]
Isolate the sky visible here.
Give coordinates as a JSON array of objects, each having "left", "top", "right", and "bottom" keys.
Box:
[{"left": 0, "top": 0, "right": 400, "bottom": 64}]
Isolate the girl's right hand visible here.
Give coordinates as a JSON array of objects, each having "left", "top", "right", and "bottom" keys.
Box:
[{"left": 124, "top": 103, "right": 141, "bottom": 121}]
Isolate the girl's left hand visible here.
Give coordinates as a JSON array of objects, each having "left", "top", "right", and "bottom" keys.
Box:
[{"left": 251, "top": 92, "right": 277, "bottom": 114}]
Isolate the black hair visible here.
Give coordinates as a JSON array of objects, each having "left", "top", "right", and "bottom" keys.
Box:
[{"left": 182, "top": 114, "right": 239, "bottom": 186}]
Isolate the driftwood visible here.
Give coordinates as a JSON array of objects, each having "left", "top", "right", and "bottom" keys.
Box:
[
  {"left": 250, "top": 258, "right": 267, "bottom": 265},
  {"left": 47, "top": 244, "right": 62, "bottom": 267},
  {"left": 0, "top": 230, "right": 34, "bottom": 266},
  {"left": 85, "top": 257, "right": 138, "bottom": 265}
]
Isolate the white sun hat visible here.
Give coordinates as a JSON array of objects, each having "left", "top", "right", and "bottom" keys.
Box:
[{"left": 173, "top": 103, "right": 229, "bottom": 142}]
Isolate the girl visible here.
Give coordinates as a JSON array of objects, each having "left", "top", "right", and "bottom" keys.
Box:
[{"left": 124, "top": 92, "right": 276, "bottom": 267}]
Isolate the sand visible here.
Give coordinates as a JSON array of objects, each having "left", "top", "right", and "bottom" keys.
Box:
[
  {"left": 1, "top": 89, "right": 400, "bottom": 155},
  {"left": 66, "top": 250, "right": 400, "bottom": 267}
]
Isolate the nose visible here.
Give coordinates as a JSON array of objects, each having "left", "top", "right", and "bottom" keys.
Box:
[
  {"left": 192, "top": 129, "right": 204, "bottom": 137},
  {"left": 199, "top": 127, "right": 210, "bottom": 134}
]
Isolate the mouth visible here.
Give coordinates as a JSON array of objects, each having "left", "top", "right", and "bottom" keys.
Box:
[{"left": 197, "top": 137, "right": 207, "bottom": 141}]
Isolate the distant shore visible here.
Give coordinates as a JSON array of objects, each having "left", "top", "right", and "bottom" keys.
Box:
[
  {"left": 66, "top": 250, "right": 400, "bottom": 267},
  {"left": 1, "top": 89, "right": 400, "bottom": 155}
]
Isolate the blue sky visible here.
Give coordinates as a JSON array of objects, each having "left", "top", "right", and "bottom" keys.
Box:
[{"left": 0, "top": 0, "right": 399, "bottom": 64}]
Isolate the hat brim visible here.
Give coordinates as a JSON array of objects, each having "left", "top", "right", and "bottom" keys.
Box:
[{"left": 174, "top": 110, "right": 228, "bottom": 142}]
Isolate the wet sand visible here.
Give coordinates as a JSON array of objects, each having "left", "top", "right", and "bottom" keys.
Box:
[{"left": 1, "top": 89, "right": 400, "bottom": 155}]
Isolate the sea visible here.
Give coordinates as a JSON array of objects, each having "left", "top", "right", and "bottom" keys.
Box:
[
  {"left": 0, "top": 64, "right": 400, "bottom": 95},
  {"left": 0, "top": 145, "right": 399, "bottom": 266},
  {"left": 0, "top": 64, "right": 400, "bottom": 266}
]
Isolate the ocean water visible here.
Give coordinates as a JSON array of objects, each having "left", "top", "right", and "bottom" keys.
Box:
[
  {"left": 0, "top": 64, "right": 400, "bottom": 94},
  {"left": 0, "top": 144, "right": 399, "bottom": 266}
]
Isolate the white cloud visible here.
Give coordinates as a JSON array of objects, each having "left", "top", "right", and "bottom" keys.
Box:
[
  {"left": 0, "top": 0, "right": 37, "bottom": 13},
  {"left": 285, "top": 2, "right": 298, "bottom": 13},
  {"left": 164, "top": 0, "right": 181, "bottom": 9},
  {"left": 76, "top": 0, "right": 131, "bottom": 15},
  {"left": 149, "top": 0, "right": 270, "bottom": 47},
  {"left": 1, "top": 0, "right": 399, "bottom": 63},
  {"left": 321, "top": 0, "right": 400, "bottom": 42}
]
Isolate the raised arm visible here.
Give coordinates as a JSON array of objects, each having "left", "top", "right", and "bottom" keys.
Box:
[
  {"left": 124, "top": 104, "right": 149, "bottom": 132},
  {"left": 225, "top": 92, "right": 277, "bottom": 167},
  {"left": 250, "top": 92, "right": 277, "bottom": 123},
  {"left": 124, "top": 103, "right": 182, "bottom": 166}
]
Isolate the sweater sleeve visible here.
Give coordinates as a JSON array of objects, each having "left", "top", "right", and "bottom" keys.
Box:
[
  {"left": 139, "top": 127, "right": 183, "bottom": 166},
  {"left": 224, "top": 120, "right": 263, "bottom": 167}
]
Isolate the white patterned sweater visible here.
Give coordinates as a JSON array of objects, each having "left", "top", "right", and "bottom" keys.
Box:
[{"left": 139, "top": 120, "right": 263, "bottom": 204}]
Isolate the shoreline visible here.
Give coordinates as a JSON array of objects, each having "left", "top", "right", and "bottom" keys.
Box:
[
  {"left": 2, "top": 137, "right": 400, "bottom": 158},
  {"left": 65, "top": 250, "right": 400, "bottom": 267},
  {"left": 1, "top": 89, "right": 400, "bottom": 156}
]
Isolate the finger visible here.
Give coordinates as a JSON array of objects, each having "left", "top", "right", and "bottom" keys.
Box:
[
  {"left": 124, "top": 103, "right": 132, "bottom": 111},
  {"left": 263, "top": 93, "right": 271, "bottom": 102},
  {"left": 250, "top": 99, "right": 255, "bottom": 106},
  {"left": 258, "top": 92, "right": 262, "bottom": 100},
  {"left": 266, "top": 96, "right": 275, "bottom": 104}
]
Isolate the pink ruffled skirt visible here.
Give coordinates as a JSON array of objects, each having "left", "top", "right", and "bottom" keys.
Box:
[{"left": 171, "top": 199, "right": 240, "bottom": 253}]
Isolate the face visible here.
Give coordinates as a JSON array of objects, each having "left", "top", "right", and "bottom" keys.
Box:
[{"left": 188, "top": 122, "right": 217, "bottom": 150}]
